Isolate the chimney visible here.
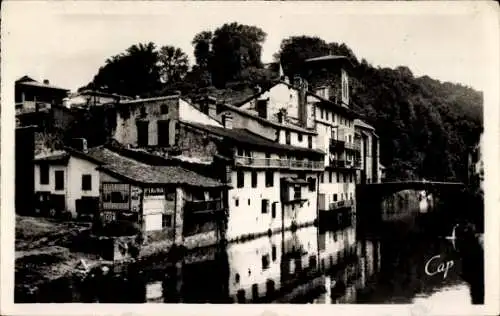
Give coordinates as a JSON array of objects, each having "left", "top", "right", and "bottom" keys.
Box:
[
  {"left": 222, "top": 113, "right": 233, "bottom": 129},
  {"left": 295, "top": 75, "right": 308, "bottom": 128},
  {"left": 72, "top": 138, "right": 88, "bottom": 153},
  {"left": 43, "top": 79, "right": 49, "bottom": 85},
  {"left": 208, "top": 102, "right": 217, "bottom": 118}
]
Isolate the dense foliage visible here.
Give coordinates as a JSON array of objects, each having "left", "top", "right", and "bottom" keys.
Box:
[
  {"left": 276, "top": 36, "right": 483, "bottom": 182},
  {"left": 80, "top": 25, "right": 483, "bottom": 182}
]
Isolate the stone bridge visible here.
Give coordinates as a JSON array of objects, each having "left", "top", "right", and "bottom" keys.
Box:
[{"left": 355, "top": 181, "right": 467, "bottom": 235}]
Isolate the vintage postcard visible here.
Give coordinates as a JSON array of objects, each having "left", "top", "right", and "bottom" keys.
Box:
[{"left": 1, "top": 1, "right": 499, "bottom": 315}]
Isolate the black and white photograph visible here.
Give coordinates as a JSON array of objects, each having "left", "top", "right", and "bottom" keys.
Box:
[{"left": 1, "top": 1, "right": 499, "bottom": 315}]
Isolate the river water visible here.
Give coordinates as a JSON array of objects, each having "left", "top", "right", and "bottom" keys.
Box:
[{"left": 27, "top": 196, "right": 484, "bottom": 305}]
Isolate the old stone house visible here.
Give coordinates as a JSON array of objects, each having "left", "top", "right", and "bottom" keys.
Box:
[{"left": 83, "top": 146, "right": 228, "bottom": 248}]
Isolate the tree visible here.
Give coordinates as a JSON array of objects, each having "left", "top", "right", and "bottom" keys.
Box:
[
  {"left": 275, "top": 36, "right": 331, "bottom": 78},
  {"left": 158, "top": 45, "right": 189, "bottom": 84},
  {"left": 86, "top": 42, "right": 162, "bottom": 97},
  {"left": 192, "top": 22, "right": 267, "bottom": 87}
]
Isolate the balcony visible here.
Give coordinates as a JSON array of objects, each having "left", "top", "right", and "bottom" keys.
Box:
[
  {"left": 345, "top": 142, "right": 361, "bottom": 153},
  {"left": 184, "top": 199, "right": 224, "bottom": 214},
  {"left": 329, "top": 139, "right": 345, "bottom": 152},
  {"left": 331, "top": 159, "right": 361, "bottom": 170},
  {"left": 234, "top": 156, "right": 323, "bottom": 171},
  {"left": 319, "top": 194, "right": 354, "bottom": 211}
]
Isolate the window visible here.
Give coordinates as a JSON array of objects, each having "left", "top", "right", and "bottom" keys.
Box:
[
  {"left": 298, "top": 133, "right": 303, "bottom": 142},
  {"left": 235, "top": 199, "right": 239, "bottom": 207},
  {"left": 350, "top": 193, "right": 353, "bottom": 200},
  {"left": 160, "top": 104, "right": 168, "bottom": 115},
  {"left": 81, "top": 174, "right": 92, "bottom": 191},
  {"left": 333, "top": 194, "right": 338, "bottom": 202},
  {"left": 285, "top": 131, "right": 291, "bottom": 145},
  {"left": 237, "top": 171, "right": 244, "bottom": 188},
  {"left": 111, "top": 191, "right": 129, "bottom": 203},
  {"left": 137, "top": 120, "right": 149, "bottom": 146},
  {"left": 40, "top": 165, "right": 49, "bottom": 185},
  {"left": 326, "top": 111, "right": 329, "bottom": 121},
  {"left": 336, "top": 172, "right": 340, "bottom": 182},
  {"left": 271, "top": 202, "right": 277, "bottom": 218},
  {"left": 256, "top": 99, "right": 268, "bottom": 118},
  {"left": 55, "top": 170, "right": 64, "bottom": 190},
  {"left": 272, "top": 245, "right": 277, "bottom": 261},
  {"left": 162, "top": 214, "right": 172, "bottom": 227},
  {"left": 329, "top": 171, "right": 333, "bottom": 183},
  {"left": 293, "top": 186, "right": 301, "bottom": 200},
  {"left": 320, "top": 109, "right": 324, "bottom": 119},
  {"left": 248, "top": 199, "right": 251, "bottom": 205},
  {"left": 308, "top": 135, "right": 312, "bottom": 149},
  {"left": 343, "top": 173, "right": 347, "bottom": 182},
  {"left": 265, "top": 171, "right": 274, "bottom": 187},
  {"left": 308, "top": 177, "right": 316, "bottom": 191},
  {"left": 349, "top": 135, "right": 352, "bottom": 143},
  {"left": 251, "top": 171, "right": 258, "bottom": 188},
  {"left": 350, "top": 174, "right": 353, "bottom": 183},
  {"left": 157, "top": 120, "right": 170, "bottom": 146},
  {"left": 262, "top": 254, "right": 270, "bottom": 270},
  {"left": 261, "top": 199, "right": 269, "bottom": 214},
  {"left": 237, "top": 147, "right": 244, "bottom": 156},
  {"left": 320, "top": 173, "right": 324, "bottom": 183}
]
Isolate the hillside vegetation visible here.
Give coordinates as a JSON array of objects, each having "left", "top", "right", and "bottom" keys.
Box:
[{"left": 77, "top": 24, "right": 482, "bottom": 182}]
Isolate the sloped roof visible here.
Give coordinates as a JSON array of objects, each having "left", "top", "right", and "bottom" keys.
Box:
[
  {"left": 85, "top": 147, "right": 224, "bottom": 187},
  {"left": 305, "top": 55, "right": 349, "bottom": 63},
  {"left": 16, "top": 77, "right": 69, "bottom": 91},
  {"left": 354, "top": 119, "right": 375, "bottom": 130},
  {"left": 34, "top": 151, "right": 70, "bottom": 164},
  {"left": 180, "top": 120, "right": 324, "bottom": 156}
]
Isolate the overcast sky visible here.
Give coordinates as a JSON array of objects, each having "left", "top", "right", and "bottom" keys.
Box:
[{"left": 1, "top": 1, "right": 497, "bottom": 93}]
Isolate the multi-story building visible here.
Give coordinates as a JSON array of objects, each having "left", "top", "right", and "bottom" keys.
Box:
[
  {"left": 98, "top": 93, "right": 323, "bottom": 240},
  {"left": 468, "top": 131, "right": 484, "bottom": 192},
  {"left": 354, "top": 119, "right": 381, "bottom": 184},
  {"left": 221, "top": 56, "right": 360, "bottom": 226}
]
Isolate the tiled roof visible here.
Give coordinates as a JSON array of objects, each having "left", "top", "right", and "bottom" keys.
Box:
[
  {"left": 220, "top": 102, "right": 318, "bottom": 135},
  {"left": 86, "top": 147, "right": 224, "bottom": 187},
  {"left": 34, "top": 151, "right": 70, "bottom": 164},
  {"left": 354, "top": 119, "right": 375, "bottom": 130},
  {"left": 16, "top": 79, "right": 69, "bottom": 91},
  {"left": 180, "top": 120, "right": 324, "bottom": 156}
]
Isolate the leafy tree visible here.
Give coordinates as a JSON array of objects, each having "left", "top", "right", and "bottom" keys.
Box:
[
  {"left": 85, "top": 42, "right": 162, "bottom": 97},
  {"left": 192, "top": 22, "right": 267, "bottom": 87},
  {"left": 276, "top": 35, "right": 483, "bottom": 182},
  {"left": 158, "top": 45, "right": 189, "bottom": 84}
]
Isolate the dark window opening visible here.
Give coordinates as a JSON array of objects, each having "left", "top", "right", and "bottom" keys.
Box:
[
  {"left": 235, "top": 199, "right": 239, "bottom": 207},
  {"left": 261, "top": 199, "right": 269, "bottom": 214},
  {"left": 329, "top": 171, "right": 333, "bottom": 183},
  {"left": 308, "top": 177, "right": 316, "bottom": 191},
  {"left": 157, "top": 120, "right": 170, "bottom": 146},
  {"left": 55, "top": 170, "right": 64, "bottom": 190},
  {"left": 265, "top": 171, "right": 274, "bottom": 187},
  {"left": 251, "top": 171, "right": 258, "bottom": 188},
  {"left": 262, "top": 254, "right": 270, "bottom": 270},
  {"left": 81, "top": 174, "right": 92, "bottom": 191},
  {"left": 285, "top": 131, "right": 291, "bottom": 145},
  {"left": 298, "top": 133, "right": 303, "bottom": 142},
  {"left": 237, "top": 171, "right": 244, "bottom": 188},
  {"left": 256, "top": 99, "right": 268, "bottom": 118},
  {"left": 336, "top": 172, "right": 340, "bottom": 182},
  {"left": 271, "top": 202, "right": 276, "bottom": 218},
  {"left": 137, "top": 120, "right": 149, "bottom": 146},
  {"left": 248, "top": 199, "right": 251, "bottom": 205},
  {"left": 272, "top": 245, "right": 277, "bottom": 261},
  {"left": 293, "top": 186, "right": 301, "bottom": 200},
  {"left": 252, "top": 284, "right": 259, "bottom": 300},
  {"left": 237, "top": 148, "right": 244, "bottom": 156},
  {"left": 162, "top": 214, "right": 172, "bottom": 227},
  {"left": 308, "top": 135, "right": 312, "bottom": 149},
  {"left": 160, "top": 104, "right": 168, "bottom": 115},
  {"left": 334, "top": 194, "right": 338, "bottom": 202},
  {"left": 40, "top": 165, "right": 49, "bottom": 185}
]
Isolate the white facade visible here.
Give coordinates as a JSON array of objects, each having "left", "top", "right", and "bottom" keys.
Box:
[
  {"left": 34, "top": 154, "right": 100, "bottom": 217},
  {"left": 227, "top": 226, "right": 318, "bottom": 302}
]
